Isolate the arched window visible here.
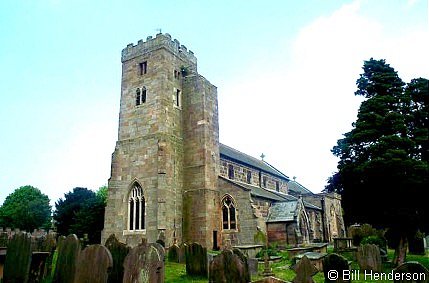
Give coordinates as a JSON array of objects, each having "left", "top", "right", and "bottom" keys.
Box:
[
  {"left": 222, "top": 195, "right": 237, "bottom": 230},
  {"left": 128, "top": 183, "right": 145, "bottom": 230},
  {"left": 136, "top": 88, "right": 141, "bottom": 106}
]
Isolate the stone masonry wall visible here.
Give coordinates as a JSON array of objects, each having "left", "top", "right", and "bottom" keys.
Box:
[
  {"left": 103, "top": 34, "right": 197, "bottom": 247},
  {"left": 218, "top": 178, "right": 265, "bottom": 246},
  {"left": 219, "top": 159, "right": 288, "bottom": 194},
  {"left": 303, "top": 193, "right": 345, "bottom": 242},
  {"left": 182, "top": 74, "right": 220, "bottom": 249}
]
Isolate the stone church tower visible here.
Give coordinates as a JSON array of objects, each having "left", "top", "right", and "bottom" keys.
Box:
[{"left": 102, "top": 33, "right": 221, "bottom": 248}]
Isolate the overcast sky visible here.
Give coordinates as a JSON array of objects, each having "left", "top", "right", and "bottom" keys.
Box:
[{"left": 0, "top": 0, "right": 428, "bottom": 206}]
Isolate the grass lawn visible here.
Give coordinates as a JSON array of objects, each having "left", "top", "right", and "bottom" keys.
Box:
[
  {"left": 165, "top": 249, "right": 429, "bottom": 283},
  {"left": 165, "top": 261, "right": 207, "bottom": 283}
]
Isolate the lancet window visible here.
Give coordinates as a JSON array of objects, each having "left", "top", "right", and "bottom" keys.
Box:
[
  {"left": 128, "top": 183, "right": 145, "bottom": 231},
  {"left": 222, "top": 195, "right": 237, "bottom": 230}
]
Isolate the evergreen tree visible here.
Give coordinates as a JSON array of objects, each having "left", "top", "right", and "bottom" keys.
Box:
[
  {"left": 332, "top": 58, "right": 428, "bottom": 265},
  {"left": 53, "top": 187, "right": 106, "bottom": 243}
]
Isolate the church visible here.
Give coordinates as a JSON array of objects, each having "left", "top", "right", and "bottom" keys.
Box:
[{"left": 102, "top": 33, "right": 345, "bottom": 249}]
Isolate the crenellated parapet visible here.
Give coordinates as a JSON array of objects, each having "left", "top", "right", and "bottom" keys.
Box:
[{"left": 121, "top": 33, "right": 197, "bottom": 66}]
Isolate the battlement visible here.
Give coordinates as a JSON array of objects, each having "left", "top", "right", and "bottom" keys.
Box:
[{"left": 121, "top": 33, "right": 197, "bottom": 66}]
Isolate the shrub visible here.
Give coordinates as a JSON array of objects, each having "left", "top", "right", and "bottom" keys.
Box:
[
  {"left": 256, "top": 244, "right": 279, "bottom": 258},
  {"left": 348, "top": 224, "right": 384, "bottom": 246},
  {"left": 361, "top": 235, "right": 387, "bottom": 251}
]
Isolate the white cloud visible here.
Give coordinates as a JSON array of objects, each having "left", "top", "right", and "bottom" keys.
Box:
[{"left": 219, "top": 0, "right": 428, "bottom": 192}]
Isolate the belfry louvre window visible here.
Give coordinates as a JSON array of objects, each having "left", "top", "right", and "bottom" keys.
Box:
[
  {"left": 139, "top": 61, "right": 147, "bottom": 75},
  {"left": 136, "top": 87, "right": 147, "bottom": 106},
  {"left": 222, "top": 195, "right": 237, "bottom": 230},
  {"left": 128, "top": 183, "right": 145, "bottom": 230},
  {"left": 141, "top": 87, "right": 147, "bottom": 103},
  {"left": 175, "top": 89, "right": 181, "bottom": 107},
  {"left": 136, "top": 88, "right": 141, "bottom": 106}
]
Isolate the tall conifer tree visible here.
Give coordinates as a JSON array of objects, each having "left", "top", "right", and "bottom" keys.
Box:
[{"left": 332, "top": 58, "right": 428, "bottom": 264}]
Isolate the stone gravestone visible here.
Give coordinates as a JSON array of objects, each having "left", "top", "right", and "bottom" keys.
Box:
[
  {"left": 292, "top": 255, "right": 318, "bottom": 283},
  {"left": 74, "top": 244, "right": 113, "bottom": 283},
  {"left": 52, "top": 234, "right": 81, "bottom": 283},
  {"left": 30, "top": 234, "right": 46, "bottom": 252},
  {"left": 105, "top": 234, "right": 130, "bottom": 283},
  {"left": 149, "top": 242, "right": 165, "bottom": 281},
  {"left": 233, "top": 248, "right": 250, "bottom": 282},
  {"left": 247, "top": 257, "right": 259, "bottom": 276},
  {"left": 122, "top": 242, "right": 165, "bottom": 283},
  {"left": 41, "top": 232, "right": 57, "bottom": 279},
  {"left": 178, "top": 243, "right": 186, "bottom": 263},
  {"left": 28, "top": 252, "right": 50, "bottom": 283},
  {"left": 394, "top": 261, "right": 429, "bottom": 283},
  {"left": 323, "top": 253, "right": 350, "bottom": 283},
  {"left": 167, "top": 244, "right": 180, "bottom": 263},
  {"left": 208, "top": 249, "right": 250, "bottom": 283},
  {"left": 185, "top": 242, "right": 208, "bottom": 277},
  {"left": 356, "top": 244, "right": 382, "bottom": 272},
  {"left": 3, "top": 232, "right": 32, "bottom": 283}
]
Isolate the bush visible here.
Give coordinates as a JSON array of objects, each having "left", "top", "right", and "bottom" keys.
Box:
[
  {"left": 256, "top": 244, "right": 279, "bottom": 258},
  {"left": 361, "top": 235, "right": 387, "bottom": 251},
  {"left": 348, "top": 224, "right": 384, "bottom": 246}
]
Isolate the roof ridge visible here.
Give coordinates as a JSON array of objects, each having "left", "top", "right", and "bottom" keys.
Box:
[
  {"left": 289, "top": 180, "right": 314, "bottom": 195},
  {"left": 261, "top": 160, "right": 290, "bottom": 180},
  {"left": 220, "top": 143, "right": 265, "bottom": 166},
  {"left": 219, "top": 143, "right": 289, "bottom": 180}
]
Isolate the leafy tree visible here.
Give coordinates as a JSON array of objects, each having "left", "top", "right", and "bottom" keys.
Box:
[
  {"left": 0, "top": 185, "right": 51, "bottom": 231},
  {"left": 331, "top": 58, "right": 428, "bottom": 265},
  {"left": 53, "top": 186, "right": 106, "bottom": 244},
  {"left": 96, "top": 185, "right": 108, "bottom": 205}
]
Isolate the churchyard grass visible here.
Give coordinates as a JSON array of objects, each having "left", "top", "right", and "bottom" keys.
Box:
[
  {"left": 165, "top": 261, "right": 207, "bottom": 283},
  {"left": 249, "top": 249, "right": 428, "bottom": 283}
]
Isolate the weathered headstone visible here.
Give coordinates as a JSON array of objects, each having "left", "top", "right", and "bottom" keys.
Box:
[
  {"left": 3, "top": 232, "right": 32, "bottom": 283},
  {"left": 149, "top": 242, "right": 165, "bottom": 281},
  {"left": 40, "top": 232, "right": 57, "bottom": 278},
  {"left": 178, "top": 243, "right": 187, "bottom": 263},
  {"left": 185, "top": 242, "right": 207, "bottom": 277},
  {"left": 252, "top": 276, "right": 287, "bottom": 283},
  {"left": 291, "top": 255, "right": 318, "bottom": 283},
  {"left": 105, "top": 234, "right": 130, "bottom": 283},
  {"left": 356, "top": 244, "right": 382, "bottom": 272},
  {"left": 233, "top": 248, "right": 250, "bottom": 282},
  {"left": 208, "top": 249, "right": 250, "bottom": 283},
  {"left": 122, "top": 242, "right": 165, "bottom": 283},
  {"left": 41, "top": 233, "right": 57, "bottom": 253},
  {"left": 167, "top": 244, "right": 180, "bottom": 263},
  {"left": 322, "top": 253, "right": 350, "bottom": 283},
  {"left": 394, "top": 261, "right": 429, "bottom": 283},
  {"left": 52, "top": 234, "right": 81, "bottom": 283},
  {"left": 28, "top": 252, "right": 50, "bottom": 283},
  {"left": 248, "top": 258, "right": 259, "bottom": 276},
  {"left": 74, "top": 244, "right": 113, "bottom": 283},
  {"left": 31, "top": 235, "right": 46, "bottom": 252}
]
